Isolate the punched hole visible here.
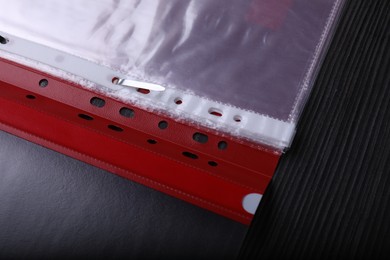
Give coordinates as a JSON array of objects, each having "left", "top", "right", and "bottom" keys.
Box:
[
  {"left": 234, "top": 115, "right": 242, "bottom": 122},
  {"left": 119, "top": 107, "right": 135, "bottom": 118},
  {"left": 112, "top": 77, "right": 119, "bottom": 84},
  {"left": 147, "top": 139, "right": 157, "bottom": 144},
  {"left": 39, "top": 79, "right": 49, "bottom": 88},
  {"left": 78, "top": 114, "right": 94, "bottom": 121},
  {"left": 0, "top": 35, "right": 8, "bottom": 45},
  {"left": 26, "top": 95, "right": 36, "bottom": 100},
  {"left": 218, "top": 141, "right": 228, "bottom": 150},
  {"left": 182, "top": 151, "right": 199, "bottom": 160},
  {"left": 137, "top": 88, "right": 150, "bottom": 94},
  {"left": 193, "top": 132, "right": 209, "bottom": 144},
  {"left": 158, "top": 121, "right": 168, "bottom": 130},
  {"left": 174, "top": 98, "right": 183, "bottom": 105},
  {"left": 209, "top": 108, "right": 223, "bottom": 117},
  {"left": 108, "top": 125, "right": 123, "bottom": 132},
  {"left": 208, "top": 161, "right": 218, "bottom": 167},
  {"left": 90, "top": 97, "right": 106, "bottom": 108}
]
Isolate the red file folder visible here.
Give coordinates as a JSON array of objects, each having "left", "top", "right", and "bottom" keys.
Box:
[{"left": 0, "top": 0, "right": 345, "bottom": 224}]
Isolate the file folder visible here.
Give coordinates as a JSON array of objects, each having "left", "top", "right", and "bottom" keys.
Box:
[{"left": 0, "top": 0, "right": 345, "bottom": 224}]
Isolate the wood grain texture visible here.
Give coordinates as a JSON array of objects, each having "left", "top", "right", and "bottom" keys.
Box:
[{"left": 239, "top": 0, "right": 390, "bottom": 258}]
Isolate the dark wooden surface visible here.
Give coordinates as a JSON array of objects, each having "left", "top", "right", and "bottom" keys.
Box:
[{"left": 239, "top": 0, "right": 390, "bottom": 258}]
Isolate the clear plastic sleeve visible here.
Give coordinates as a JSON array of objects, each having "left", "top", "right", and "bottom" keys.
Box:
[{"left": 0, "top": 0, "right": 346, "bottom": 150}]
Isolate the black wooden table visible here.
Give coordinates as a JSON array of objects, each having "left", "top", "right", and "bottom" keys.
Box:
[{"left": 240, "top": 0, "right": 390, "bottom": 258}]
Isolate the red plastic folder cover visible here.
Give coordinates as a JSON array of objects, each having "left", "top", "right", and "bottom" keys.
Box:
[{"left": 0, "top": 0, "right": 345, "bottom": 223}]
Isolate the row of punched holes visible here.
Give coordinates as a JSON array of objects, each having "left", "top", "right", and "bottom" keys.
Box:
[{"left": 25, "top": 79, "right": 230, "bottom": 168}]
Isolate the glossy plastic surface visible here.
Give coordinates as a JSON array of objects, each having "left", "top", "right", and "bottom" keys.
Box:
[
  {"left": 0, "top": 58, "right": 281, "bottom": 223},
  {"left": 0, "top": 0, "right": 345, "bottom": 149}
]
